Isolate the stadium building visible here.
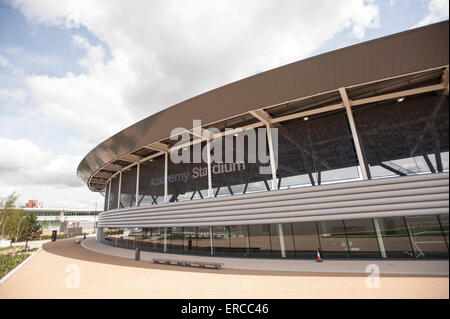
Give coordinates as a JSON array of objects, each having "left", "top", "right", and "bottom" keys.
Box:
[{"left": 78, "top": 21, "right": 449, "bottom": 260}]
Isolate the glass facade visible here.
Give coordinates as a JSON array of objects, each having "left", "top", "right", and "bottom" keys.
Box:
[
  {"left": 404, "top": 215, "right": 448, "bottom": 258},
  {"left": 354, "top": 95, "right": 449, "bottom": 178},
  {"left": 378, "top": 217, "right": 414, "bottom": 258},
  {"left": 103, "top": 95, "right": 448, "bottom": 211},
  {"left": 119, "top": 165, "right": 137, "bottom": 208},
  {"left": 101, "top": 214, "right": 449, "bottom": 259},
  {"left": 138, "top": 157, "right": 165, "bottom": 206},
  {"left": 109, "top": 175, "right": 119, "bottom": 210},
  {"left": 167, "top": 146, "right": 209, "bottom": 202},
  {"left": 277, "top": 110, "right": 361, "bottom": 189},
  {"left": 99, "top": 91, "right": 448, "bottom": 261},
  {"left": 211, "top": 130, "right": 272, "bottom": 196}
]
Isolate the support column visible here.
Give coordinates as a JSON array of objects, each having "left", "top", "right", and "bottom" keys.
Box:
[
  {"left": 117, "top": 171, "right": 122, "bottom": 208},
  {"left": 163, "top": 227, "right": 167, "bottom": 253},
  {"left": 207, "top": 139, "right": 213, "bottom": 197},
  {"left": 266, "top": 124, "right": 278, "bottom": 190},
  {"left": 373, "top": 218, "right": 387, "bottom": 259},
  {"left": 96, "top": 227, "right": 103, "bottom": 242},
  {"left": 278, "top": 224, "right": 286, "bottom": 258},
  {"left": 135, "top": 163, "right": 140, "bottom": 207},
  {"left": 164, "top": 152, "right": 168, "bottom": 202},
  {"left": 210, "top": 226, "right": 214, "bottom": 256},
  {"left": 107, "top": 180, "right": 111, "bottom": 211},
  {"left": 339, "top": 87, "right": 370, "bottom": 180}
]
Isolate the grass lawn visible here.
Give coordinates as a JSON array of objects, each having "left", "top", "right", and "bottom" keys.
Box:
[{"left": 0, "top": 245, "right": 23, "bottom": 252}]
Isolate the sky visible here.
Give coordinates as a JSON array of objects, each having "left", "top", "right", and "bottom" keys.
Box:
[{"left": 0, "top": 0, "right": 448, "bottom": 209}]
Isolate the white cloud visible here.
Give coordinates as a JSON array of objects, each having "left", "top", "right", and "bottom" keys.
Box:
[
  {"left": 26, "top": 45, "right": 136, "bottom": 149},
  {"left": 413, "top": 0, "right": 449, "bottom": 28},
  {"left": 0, "top": 88, "right": 27, "bottom": 104},
  {"left": 0, "top": 137, "right": 103, "bottom": 208},
  {"left": 0, "top": 53, "right": 24, "bottom": 76},
  {"left": 13, "top": 0, "right": 380, "bottom": 137},
  {"left": 0, "top": 137, "right": 80, "bottom": 187},
  {"left": 71, "top": 34, "right": 105, "bottom": 69}
]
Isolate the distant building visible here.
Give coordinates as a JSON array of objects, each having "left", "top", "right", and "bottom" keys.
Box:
[
  {"left": 25, "top": 200, "right": 43, "bottom": 208},
  {"left": 24, "top": 208, "right": 102, "bottom": 235}
]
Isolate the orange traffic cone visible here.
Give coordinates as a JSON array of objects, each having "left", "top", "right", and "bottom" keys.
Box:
[{"left": 316, "top": 249, "right": 323, "bottom": 263}]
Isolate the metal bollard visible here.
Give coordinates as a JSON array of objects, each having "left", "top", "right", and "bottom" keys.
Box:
[{"left": 135, "top": 248, "right": 141, "bottom": 261}]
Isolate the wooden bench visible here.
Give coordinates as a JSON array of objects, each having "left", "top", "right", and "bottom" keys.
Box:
[{"left": 152, "top": 258, "right": 223, "bottom": 269}]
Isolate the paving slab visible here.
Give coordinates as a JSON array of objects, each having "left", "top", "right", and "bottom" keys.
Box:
[
  {"left": 0, "top": 238, "right": 448, "bottom": 299},
  {"left": 82, "top": 238, "right": 449, "bottom": 276}
]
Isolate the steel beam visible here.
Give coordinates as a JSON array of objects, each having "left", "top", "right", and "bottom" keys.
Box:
[{"left": 339, "top": 87, "right": 370, "bottom": 180}]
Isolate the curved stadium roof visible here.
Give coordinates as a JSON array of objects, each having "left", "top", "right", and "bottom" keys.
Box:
[{"left": 77, "top": 20, "right": 449, "bottom": 193}]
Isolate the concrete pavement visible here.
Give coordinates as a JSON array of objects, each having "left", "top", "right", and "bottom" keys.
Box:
[{"left": 0, "top": 238, "right": 447, "bottom": 298}]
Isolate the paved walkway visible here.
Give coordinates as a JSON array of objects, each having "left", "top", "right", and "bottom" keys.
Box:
[
  {"left": 0, "top": 238, "right": 447, "bottom": 298},
  {"left": 83, "top": 238, "right": 449, "bottom": 276}
]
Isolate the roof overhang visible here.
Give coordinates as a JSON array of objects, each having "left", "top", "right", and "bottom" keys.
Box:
[{"left": 77, "top": 21, "right": 449, "bottom": 192}]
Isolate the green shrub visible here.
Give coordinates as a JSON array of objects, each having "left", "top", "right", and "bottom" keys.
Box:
[{"left": 0, "top": 253, "right": 29, "bottom": 279}]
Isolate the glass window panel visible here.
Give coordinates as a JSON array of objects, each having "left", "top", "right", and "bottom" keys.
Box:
[
  {"left": 183, "top": 227, "right": 197, "bottom": 254},
  {"left": 378, "top": 217, "right": 414, "bottom": 258},
  {"left": 196, "top": 227, "right": 212, "bottom": 256},
  {"left": 282, "top": 224, "right": 296, "bottom": 258},
  {"left": 168, "top": 142, "right": 209, "bottom": 203},
  {"left": 269, "top": 224, "right": 296, "bottom": 258},
  {"left": 104, "top": 181, "right": 110, "bottom": 211},
  {"left": 279, "top": 174, "right": 311, "bottom": 189},
  {"left": 321, "top": 167, "right": 360, "bottom": 184},
  {"left": 133, "top": 228, "right": 144, "bottom": 249},
  {"left": 211, "top": 130, "right": 273, "bottom": 197},
  {"left": 269, "top": 224, "right": 282, "bottom": 257},
  {"left": 317, "top": 220, "right": 349, "bottom": 258},
  {"left": 292, "top": 222, "right": 320, "bottom": 258},
  {"left": 149, "top": 228, "right": 160, "bottom": 252},
  {"left": 438, "top": 214, "right": 449, "bottom": 248},
  {"left": 229, "top": 225, "right": 251, "bottom": 257},
  {"left": 120, "top": 165, "right": 137, "bottom": 208},
  {"left": 354, "top": 95, "right": 449, "bottom": 178},
  {"left": 213, "top": 226, "right": 231, "bottom": 256},
  {"left": 139, "top": 157, "right": 165, "bottom": 206},
  {"left": 277, "top": 110, "right": 360, "bottom": 189},
  {"left": 109, "top": 175, "right": 119, "bottom": 210},
  {"left": 344, "top": 219, "right": 380, "bottom": 258},
  {"left": 405, "top": 215, "right": 448, "bottom": 259},
  {"left": 248, "top": 224, "right": 272, "bottom": 257},
  {"left": 167, "top": 227, "right": 184, "bottom": 254},
  {"left": 139, "top": 228, "right": 153, "bottom": 252}
]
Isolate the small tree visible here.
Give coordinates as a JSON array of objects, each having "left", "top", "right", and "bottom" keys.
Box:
[
  {"left": 6, "top": 210, "right": 26, "bottom": 248},
  {"left": 0, "top": 193, "right": 19, "bottom": 240},
  {"left": 23, "top": 213, "right": 42, "bottom": 250}
]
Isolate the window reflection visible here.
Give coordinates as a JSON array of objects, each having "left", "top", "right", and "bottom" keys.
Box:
[
  {"left": 378, "top": 217, "right": 414, "bottom": 258},
  {"left": 317, "top": 220, "right": 349, "bottom": 258},
  {"left": 354, "top": 95, "right": 449, "bottom": 179},
  {"left": 343, "top": 219, "right": 380, "bottom": 258},
  {"left": 120, "top": 165, "right": 137, "bottom": 208},
  {"left": 405, "top": 215, "right": 448, "bottom": 258},
  {"left": 100, "top": 214, "right": 449, "bottom": 260}
]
